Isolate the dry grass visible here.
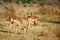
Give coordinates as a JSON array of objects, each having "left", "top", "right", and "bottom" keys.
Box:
[{"left": 0, "top": 3, "right": 60, "bottom": 40}]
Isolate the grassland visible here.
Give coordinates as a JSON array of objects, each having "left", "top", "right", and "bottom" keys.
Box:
[{"left": 0, "top": 2, "right": 60, "bottom": 40}]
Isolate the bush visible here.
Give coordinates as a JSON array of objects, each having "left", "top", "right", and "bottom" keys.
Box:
[
  {"left": 3, "top": 0, "right": 12, "bottom": 2},
  {"left": 3, "top": 0, "right": 31, "bottom": 3},
  {"left": 38, "top": 0, "right": 46, "bottom": 5},
  {"left": 3, "top": 0, "right": 46, "bottom": 5}
]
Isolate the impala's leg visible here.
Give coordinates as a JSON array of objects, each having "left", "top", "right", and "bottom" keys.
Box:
[
  {"left": 34, "top": 21, "right": 36, "bottom": 26},
  {"left": 9, "top": 19, "right": 14, "bottom": 33},
  {"left": 21, "top": 25, "right": 27, "bottom": 34},
  {"left": 16, "top": 22, "right": 23, "bottom": 34},
  {"left": 9, "top": 21, "right": 13, "bottom": 28},
  {"left": 17, "top": 23, "right": 21, "bottom": 29},
  {"left": 16, "top": 24, "right": 20, "bottom": 34},
  {"left": 27, "top": 21, "right": 30, "bottom": 31},
  {"left": 9, "top": 22, "right": 13, "bottom": 32},
  {"left": 24, "top": 27, "right": 27, "bottom": 34}
]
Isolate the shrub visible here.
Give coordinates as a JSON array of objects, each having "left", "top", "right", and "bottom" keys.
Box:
[
  {"left": 3, "top": 0, "right": 46, "bottom": 5},
  {"left": 3, "top": 0, "right": 12, "bottom": 2},
  {"left": 38, "top": 0, "right": 46, "bottom": 5}
]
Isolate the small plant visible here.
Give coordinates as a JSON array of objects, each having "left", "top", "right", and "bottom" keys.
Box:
[
  {"left": 21, "top": 0, "right": 32, "bottom": 4},
  {"left": 38, "top": 0, "right": 46, "bottom": 6},
  {"left": 3, "top": 0, "right": 46, "bottom": 5},
  {"left": 3, "top": 0, "right": 31, "bottom": 3},
  {"left": 3, "top": 0, "right": 12, "bottom": 2}
]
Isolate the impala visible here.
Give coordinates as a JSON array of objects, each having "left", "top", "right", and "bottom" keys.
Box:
[
  {"left": 27, "top": 16, "right": 38, "bottom": 30},
  {"left": 8, "top": 15, "right": 27, "bottom": 34}
]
